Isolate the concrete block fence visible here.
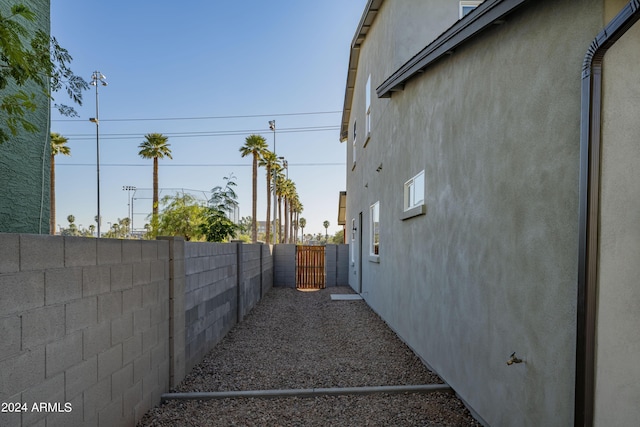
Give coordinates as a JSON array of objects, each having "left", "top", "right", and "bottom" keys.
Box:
[
  {"left": 0, "top": 234, "right": 275, "bottom": 427},
  {"left": 273, "top": 244, "right": 350, "bottom": 288},
  {"left": 182, "top": 241, "right": 273, "bottom": 373}
]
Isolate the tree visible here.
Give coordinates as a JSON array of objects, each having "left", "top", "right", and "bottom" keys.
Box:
[
  {"left": 299, "top": 217, "right": 306, "bottom": 244},
  {"left": 155, "top": 193, "right": 204, "bottom": 241},
  {"left": 103, "top": 217, "right": 132, "bottom": 239},
  {"left": 0, "top": 4, "right": 88, "bottom": 144},
  {"left": 50, "top": 132, "right": 70, "bottom": 234},
  {"left": 323, "top": 220, "right": 330, "bottom": 241},
  {"left": 273, "top": 170, "right": 286, "bottom": 242},
  {"left": 258, "top": 150, "right": 278, "bottom": 244},
  {"left": 201, "top": 175, "right": 241, "bottom": 242},
  {"left": 239, "top": 134, "right": 268, "bottom": 242},
  {"left": 280, "top": 178, "right": 295, "bottom": 243},
  {"left": 61, "top": 214, "right": 79, "bottom": 236},
  {"left": 288, "top": 191, "right": 302, "bottom": 243},
  {"left": 138, "top": 133, "right": 172, "bottom": 236},
  {"left": 331, "top": 230, "right": 345, "bottom": 245}
]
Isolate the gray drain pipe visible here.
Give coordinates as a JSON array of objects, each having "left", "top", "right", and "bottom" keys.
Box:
[{"left": 162, "top": 384, "right": 452, "bottom": 402}]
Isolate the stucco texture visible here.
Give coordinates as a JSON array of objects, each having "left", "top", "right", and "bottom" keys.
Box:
[
  {"left": 594, "top": 16, "right": 640, "bottom": 427},
  {"left": 345, "top": 0, "right": 605, "bottom": 425},
  {"left": 0, "top": 0, "right": 51, "bottom": 234}
]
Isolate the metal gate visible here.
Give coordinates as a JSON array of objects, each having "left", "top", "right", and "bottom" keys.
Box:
[{"left": 296, "top": 245, "right": 325, "bottom": 289}]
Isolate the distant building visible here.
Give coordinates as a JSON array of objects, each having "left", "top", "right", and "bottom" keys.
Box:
[{"left": 0, "top": 0, "right": 52, "bottom": 233}]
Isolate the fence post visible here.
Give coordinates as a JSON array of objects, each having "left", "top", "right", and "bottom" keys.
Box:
[
  {"left": 236, "top": 241, "right": 244, "bottom": 323},
  {"left": 260, "top": 243, "right": 264, "bottom": 298},
  {"left": 159, "top": 236, "right": 186, "bottom": 388}
]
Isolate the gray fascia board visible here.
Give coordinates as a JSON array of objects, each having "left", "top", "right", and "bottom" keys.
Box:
[
  {"left": 376, "top": 0, "right": 529, "bottom": 98},
  {"left": 340, "top": 0, "right": 384, "bottom": 142}
]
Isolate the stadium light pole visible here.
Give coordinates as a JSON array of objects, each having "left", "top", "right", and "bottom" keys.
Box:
[
  {"left": 269, "top": 120, "right": 277, "bottom": 243},
  {"left": 123, "top": 186, "right": 136, "bottom": 236},
  {"left": 90, "top": 71, "right": 107, "bottom": 237}
]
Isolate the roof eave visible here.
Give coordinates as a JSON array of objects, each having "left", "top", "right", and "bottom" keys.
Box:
[
  {"left": 340, "top": 0, "right": 384, "bottom": 142},
  {"left": 377, "top": 0, "right": 529, "bottom": 98}
]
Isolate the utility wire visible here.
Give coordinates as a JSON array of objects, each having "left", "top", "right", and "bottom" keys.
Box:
[
  {"left": 57, "top": 162, "right": 346, "bottom": 167},
  {"left": 52, "top": 110, "right": 342, "bottom": 122},
  {"left": 62, "top": 125, "right": 339, "bottom": 138}
]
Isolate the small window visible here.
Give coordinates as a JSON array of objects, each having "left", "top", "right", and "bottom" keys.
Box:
[
  {"left": 365, "top": 75, "right": 372, "bottom": 141},
  {"left": 404, "top": 171, "right": 425, "bottom": 211},
  {"left": 370, "top": 202, "right": 379, "bottom": 257},
  {"left": 460, "top": 1, "right": 482, "bottom": 18}
]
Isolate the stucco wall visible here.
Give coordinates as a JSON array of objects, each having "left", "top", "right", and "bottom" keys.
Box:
[
  {"left": 595, "top": 16, "right": 640, "bottom": 427},
  {"left": 345, "top": 0, "right": 605, "bottom": 425},
  {"left": 0, "top": 0, "right": 51, "bottom": 234}
]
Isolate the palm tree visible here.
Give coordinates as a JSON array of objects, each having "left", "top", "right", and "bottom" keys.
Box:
[
  {"left": 287, "top": 181, "right": 298, "bottom": 243},
  {"left": 280, "top": 179, "right": 295, "bottom": 243},
  {"left": 294, "top": 197, "right": 304, "bottom": 242},
  {"left": 299, "top": 217, "right": 306, "bottom": 244},
  {"left": 50, "top": 133, "right": 70, "bottom": 234},
  {"left": 274, "top": 171, "right": 287, "bottom": 243},
  {"left": 258, "top": 150, "right": 279, "bottom": 244},
  {"left": 138, "top": 133, "right": 172, "bottom": 236},
  {"left": 239, "top": 134, "right": 268, "bottom": 242},
  {"left": 287, "top": 188, "right": 299, "bottom": 243},
  {"left": 323, "top": 220, "right": 330, "bottom": 241}
]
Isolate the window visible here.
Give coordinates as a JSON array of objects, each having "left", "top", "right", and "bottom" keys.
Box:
[
  {"left": 352, "top": 120, "right": 357, "bottom": 168},
  {"left": 365, "top": 75, "right": 372, "bottom": 141},
  {"left": 404, "top": 170, "right": 425, "bottom": 210},
  {"left": 460, "top": 1, "right": 482, "bottom": 18},
  {"left": 370, "top": 202, "right": 379, "bottom": 257},
  {"left": 402, "top": 171, "right": 426, "bottom": 220}
]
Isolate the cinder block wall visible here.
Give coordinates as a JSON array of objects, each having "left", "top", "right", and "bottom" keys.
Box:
[
  {"left": 0, "top": 234, "right": 274, "bottom": 427},
  {"left": 273, "top": 244, "right": 296, "bottom": 287},
  {"left": 325, "top": 244, "right": 350, "bottom": 287},
  {"left": 183, "top": 242, "right": 273, "bottom": 373},
  {"left": 183, "top": 242, "right": 238, "bottom": 373},
  {"left": 336, "top": 245, "right": 349, "bottom": 285},
  {"left": 239, "top": 244, "right": 263, "bottom": 319},
  {"left": 0, "top": 234, "right": 171, "bottom": 427}
]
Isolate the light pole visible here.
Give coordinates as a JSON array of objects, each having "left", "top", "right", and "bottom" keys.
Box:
[
  {"left": 269, "top": 120, "right": 277, "bottom": 243},
  {"left": 90, "top": 71, "right": 107, "bottom": 237},
  {"left": 123, "top": 185, "right": 136, "bottom": 236}
]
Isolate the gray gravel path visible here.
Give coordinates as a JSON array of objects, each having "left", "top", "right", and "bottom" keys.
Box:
[{"left": 138, "top": 287, "right": 481, "bottom": 426}]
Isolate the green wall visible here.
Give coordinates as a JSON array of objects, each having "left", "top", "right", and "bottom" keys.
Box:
[{"left": 0, "top": 0, "right": 51, "bottom": 234}]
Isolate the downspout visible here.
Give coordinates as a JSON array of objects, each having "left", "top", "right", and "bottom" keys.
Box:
[{"left": 575, "top": 2, "right": 640, "bottom": 426}]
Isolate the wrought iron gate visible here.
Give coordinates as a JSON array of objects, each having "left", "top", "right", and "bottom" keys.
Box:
[{"left": 296, "top": 245, "right": 325, "bottom": 289}]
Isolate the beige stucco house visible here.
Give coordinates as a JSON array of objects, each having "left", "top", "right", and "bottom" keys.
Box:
[{"left": 340, "top": 0, "right": 640, "bottom": 425}]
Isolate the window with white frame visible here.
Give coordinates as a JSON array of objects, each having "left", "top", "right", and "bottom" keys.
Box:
[
  {"left": 370, "top": 202, "right": 379, "bottom": 256},
  {"left": 460, "top": 1, "right": 482, "bottom": 18},
  {"left": 404, "top": 170, "right": 425, "bottom": 211},
  {"left": 365, "top": 75, "right": 372, "bottom": 141},
  {"left": 352, "top": 120, "right": 357, "bottom": 168}
]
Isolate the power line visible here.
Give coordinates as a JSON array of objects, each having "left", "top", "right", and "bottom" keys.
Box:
[
  {"left": 61, "top": 125, "right": 340, "bottom": 140},
  {"left": 57, "top": 162, "right": 346, "bottom": 167},
  {"left": 52, "top": 110, "right": 342, "bottom": 122}
]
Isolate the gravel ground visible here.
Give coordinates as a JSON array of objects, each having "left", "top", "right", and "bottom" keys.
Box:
[{"left": 138, "top": 287, "right": 481, "bottom": 426}]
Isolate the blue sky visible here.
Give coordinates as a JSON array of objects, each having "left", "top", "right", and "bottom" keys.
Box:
[{"left": 50, "top": 0, "right": 367, "bottom": 236}]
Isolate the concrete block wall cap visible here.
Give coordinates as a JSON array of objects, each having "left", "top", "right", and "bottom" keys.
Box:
[{"left": 161, "top": 384, "right": 452, "bottom": 401}]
